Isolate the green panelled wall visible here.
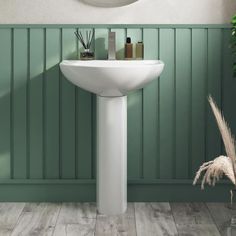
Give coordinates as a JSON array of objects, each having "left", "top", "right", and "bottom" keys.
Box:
[{"left": 0, "top": 25, "right": 235, "bottom": 201}]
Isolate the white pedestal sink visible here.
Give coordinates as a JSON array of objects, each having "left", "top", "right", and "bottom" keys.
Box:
[{"left": 60, "top": 60, "right": 164, "bottom": 215}]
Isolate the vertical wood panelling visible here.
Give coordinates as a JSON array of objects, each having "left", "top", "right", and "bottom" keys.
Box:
[
  {"left": 127, "top": 28, "right": 143, "bottom": 179},
  {"left": 77, "top": 28, "right": 93, "bottom": 179},
  {"left": 0, "top": 29, "right": 11, "bottom": 178},
  {"left": 110, "top": 28, "right": 125, "bottom": 60},
  {"left": 206, "top": 29, "right": 222, "bottom": 161},
  {"left": 127, "top": 28, "right": 142, "bottom": 58},
  {"left": 159, "top": 29, "right": 175, "bottom": 179},
  {"left": 13, "top": 29, "right": 28, "bottom": 179},
  {"left": 95, "top": 28, "right": 108, "bottom": 60},
  {"left": 222, "top": 29, "right": 236, "bottom": 144},
  {"left": 91, "top": 94, "right": 96, "bottom": 179},
  {"left": 0, "top": 26, "right": 234, "bottom": 190},
  {"left": 175, "top": 29, "right": 191, "bottom": 179},
  {"left": 29, "top": 29, "right": 44, "bottom": 178},
  {"left": 143, "top": 28, "right": 159, "bottom": 179},
  {"left": 77, "top": 89, "right": 92, "bottom": 179},
  {"left": 191, "top": 29, "right": 207, "bottom": 176},
  {"left": 45, "top": 28, "right": 60, "bottom": 179},
  {"left": 61, "top": 28, "right": 76, "bottom": 179}
]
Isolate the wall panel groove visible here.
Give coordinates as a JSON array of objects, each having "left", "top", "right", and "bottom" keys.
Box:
[
  {"left": 0, "top": 24, "right": 234, "bottom": 201},
  {"left": 10, "top": 28, "right": 14, "bottom": 179},
  {"left": 157, "top": 27, "right": 161, "bottom": 179},
  {"left": 188, "top": 28, "right": 193, "bottom": 178},
  {"left": 26, "top": 28, "right": 30, "bottom": 179},
  {"left": 59, "top": 28, "right": 63, "bottom": 179},
  {"left": 42, "top": 28, "right": 47, "bottom": 179}
]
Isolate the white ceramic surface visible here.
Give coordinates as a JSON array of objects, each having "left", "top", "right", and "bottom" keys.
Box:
[
  {"left": 60, "top": 59, "right": 164, "bottom": 215},
  {"left": 97, "top": 96, "right": 127, "bottom": 215},
  {"left": 60, "top": 60, "right": 164, "bottom": 97}
]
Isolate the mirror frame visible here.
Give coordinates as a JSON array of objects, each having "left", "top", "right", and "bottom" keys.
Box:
[{"left": 82, "top": 0, "right": 138, "bottom": 8}]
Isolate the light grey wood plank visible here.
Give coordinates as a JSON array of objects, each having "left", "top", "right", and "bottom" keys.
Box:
[
  {"left": 175, "top": 224, "right": 221, "bottom": 236},
  {"left": 0, "top": 203, "right": 25, "bottom": 236},
  {"left": 57, "top": 203, "right": 97, "bottom": 224},
  {"left": 135, "top": 202, "right": 178, "bottom": 236},
  {"left": 207, "top": 203, "right": 236, "bottom": 236},
  {"left": 11, "top": 203, "right": 61, "bottom": 236},
  {"left": 171, "top": 203, "right": 220, "bottom": 236},
  {"left": 96, "top": 203, "right": 136, "bottom": 236},
  {"left": 171, "top": 203, "right": 217, "bottom": 225},
  {"left": 53, "top": 221, "right": 96, "bottom": 236},
  {"left": 54, "top": 203, "right": 96, "bottom": 236}
]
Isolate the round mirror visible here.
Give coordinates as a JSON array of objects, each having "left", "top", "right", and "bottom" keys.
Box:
[{"left": 82, "top": 0, "right": 138, "bottom": 7}]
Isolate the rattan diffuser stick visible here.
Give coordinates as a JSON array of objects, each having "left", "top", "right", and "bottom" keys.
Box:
[{"left": 74, "top": 29, "right": 94, "bottom": 50}]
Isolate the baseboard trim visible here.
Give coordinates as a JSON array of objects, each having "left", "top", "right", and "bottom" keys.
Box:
[{"left": 0, "top": 179, "right": 232, "bottom": 202}]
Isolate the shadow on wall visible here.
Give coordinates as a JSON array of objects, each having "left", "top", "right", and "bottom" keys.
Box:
[
  {"left": 0, "top": 61, "right": 72, "bottom": 179},
  {"left": 95, "top": 38, "right": 107, "bottom": 59},
  {"left": 94, "top": 37, "right": 124, "bottom": 60},
  {"left": 0, "top": 44, "right": 140, "bottom": 179}
]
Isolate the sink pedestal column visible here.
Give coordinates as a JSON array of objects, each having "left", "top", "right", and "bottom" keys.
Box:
[{"left": 97, "top": 96, "right": 127, "bottom": 215}]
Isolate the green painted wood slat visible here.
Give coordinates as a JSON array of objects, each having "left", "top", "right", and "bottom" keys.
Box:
[
  {"left": 191, "top": 29, "right": 208, "bottom": 176},
  {"left": 159, "top": 29, "right": 175, "bottom": 179},
  {"left": 143, "top": 28, "right": 159, "bottom": 179},
  {"left": 175, "top": 29, "right": 191, "bottom": 179},
  {"left": 61, "top": 28, "right": 76, "bottom": 179},
  {"left": 206, "top": 29, "right": 222, "bottom": 161},
  {"left": 29, "top": 28, "right": 44, "bottom": 178},
  {"left": 0, "top": 29, "right": 11, "bottom": 178},
  {"left": 45, "top": 28, "right": 60, "bottom": 179},
  {"left": 13, "top": 29, "right": 28, "bottom": 179},
  {"left": 110, "top": 28, "right": 125, "bottom": 60}
]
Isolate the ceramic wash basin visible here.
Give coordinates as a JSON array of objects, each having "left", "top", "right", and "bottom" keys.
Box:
[
  {"left": 60, "top": 59, "right": 164, "bottom": 215},
  {"left": 60, "top": 60, "right": 164, "bottom": 97}
]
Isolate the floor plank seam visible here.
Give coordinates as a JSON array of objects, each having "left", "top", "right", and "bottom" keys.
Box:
[
  {"left": 169, "top": 202, "right": 180, "bottom": 236},
  {"left": 133, "top": 203, "right": 138, "bottom": 236},
  {"left": 10, "top": 203, "right": 26, "bottom": 236},
  {"left": 94, "top": 208, "right": 98, "bottom": 236},
  {"left": 51, "top": 202, "right": 62, "bottom": 236},
  {"left": 205, "top": 203, "right": 223, "bottom": 236}
]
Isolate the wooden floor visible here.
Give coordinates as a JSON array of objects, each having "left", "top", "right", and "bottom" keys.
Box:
[{"left": 0, "top": 203, "right": 236, "bottom": 236}]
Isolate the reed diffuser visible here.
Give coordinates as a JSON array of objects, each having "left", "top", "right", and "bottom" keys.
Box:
[{"left": 75, "top": 29, "right": 94, "bottom": 60}]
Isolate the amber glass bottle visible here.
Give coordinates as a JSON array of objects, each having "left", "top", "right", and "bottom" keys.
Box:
[{"left": 125, "top": 37, "right": 133, "bottom": 59}]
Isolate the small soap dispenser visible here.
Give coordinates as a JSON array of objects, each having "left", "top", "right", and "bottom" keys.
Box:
[
  {"left": 136, "top": 42, "right": 144, "bottom": 60},
  {"left": 125, "top": 37, "right": 133, "bottom": 59}
]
